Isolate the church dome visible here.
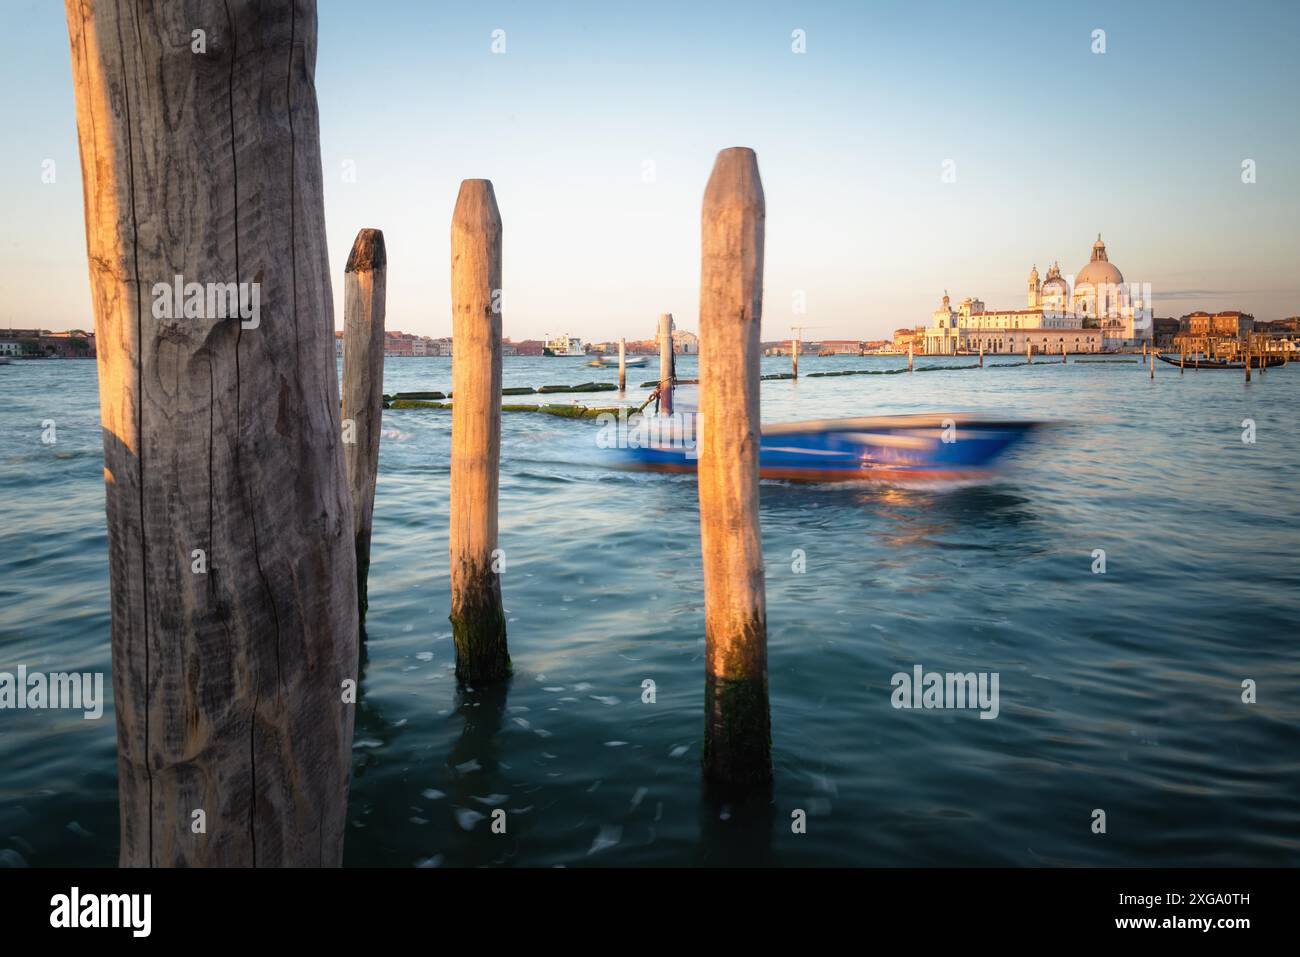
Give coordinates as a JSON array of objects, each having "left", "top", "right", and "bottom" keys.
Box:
[
  {"left": 1040, "top": 261, "right": 1068, "bottom": 297},
  {"left": 1075, "top": 235, "right": 1123, "bottom": 287}
]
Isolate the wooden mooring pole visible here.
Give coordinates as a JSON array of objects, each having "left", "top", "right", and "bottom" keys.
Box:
[
  {"left": 450, "top": 180, "right": 510, "bottom": 683},
  {"left": 978, "top": 339, "right": 984, "bottom": 368},
  {"left": 792, "top": 336, "right": 799, "bottom": 379},
  {"left": 343, "top": 228, "right": 387, "bottom": 623},
  {"left": 1026, "top": 340, "right": 1032, "bottom": 364},
  {"left": 658, "top": 313, "right": 675, "bottom": 415},
  {"left": 618, "top": 337, "right": 627, "bottom": 391},
  {"left": 1062, "top": 341, "right": 1067, "bottom": 364},
  {"left": 65, "top": 0, "right": 358, "bottom": 866},
  {"left": 698, "top": 147, "right": 771, "bottom": 791},
  {"left": 1150, "top": 345, "right": 1156, "bottom": 379},
  {"left": 908, "top": 341, "right": 914, "bottom": 372}
]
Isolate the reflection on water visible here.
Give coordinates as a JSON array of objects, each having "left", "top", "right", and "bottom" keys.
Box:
[{"left": 1, "top": 355, "right": 1298, "bottom": 867}]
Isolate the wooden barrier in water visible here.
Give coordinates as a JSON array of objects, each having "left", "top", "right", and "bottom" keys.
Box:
[
  {"left": 450, "top": 180, "right": 510, "bottom": 683},
  {"left": 343, "top": 229, "right": 388, "bottom": 623},
  {"left": 65, "top": 0, "right": 357, "bottom": 866},
  {"left": 659, "top": 313, "right": 675, "bottom": 415},
  {"left": 697, "top": 147, "right": 771, "bottom": 790}
]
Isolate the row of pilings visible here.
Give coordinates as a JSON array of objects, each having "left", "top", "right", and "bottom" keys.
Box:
[{"left": 66, "top": 1, "right": 770, "bottom": 866}]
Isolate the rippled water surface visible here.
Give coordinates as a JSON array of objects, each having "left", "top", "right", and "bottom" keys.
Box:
[{"left": 1, "top": 354, "right": 1297, "bottom": 867}]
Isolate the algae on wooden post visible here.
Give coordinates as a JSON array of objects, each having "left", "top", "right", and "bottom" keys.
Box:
[
  {"left": 449, "top": 179, "right": 510, "bottom": 684},
  {"left": 696, "top": 148, "right": 771, "bottom": 791},
  {"left": 343, "top": 228, "right": 387, "bottom": 624}
]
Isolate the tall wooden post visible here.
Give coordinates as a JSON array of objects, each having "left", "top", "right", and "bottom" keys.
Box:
[
  {"left": 1062, "top": 341, "right": 1067, "bottom": 364},
  {"left": 1180, "top": 343, "right": 1185, "bottom": 373},
  {"left": 618, "top": 337, "right": 627, "bottom": 391},
  {"left": 1245, "top": 346, "right": 1252, "bottom": 382},
  {"left": 658, "top": 313, "right": 675, "bottom": 415},
  {"left": 1026, "top": 340, "right": 1032, "bottom": 364},
  {"left": 450, "top": 179, "right": 509, "bottom": 684},
  {"left": 907, "top": 341, "right": 914, "bottom": 372},
  {"left": 792, "top": 337, "right": 799, "bottom": 378},
  {"left": 1150, "top": 345, "right": 1156, "bottom": 379},
  {"left": 343, "top": 228, "right": 387, "bottom": 623},
  {"left": 698, "top": 147, "right": 771, "bottom": 791},
  {"left": 65, "top": 0, "right": 357, "bottom": 866},
  {"left": 979, "top": 339, "right": 984, "bottom": 368}
]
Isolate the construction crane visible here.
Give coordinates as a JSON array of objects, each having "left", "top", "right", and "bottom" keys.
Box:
[{"left": 788, "top": 324, "right": 828, "bottom": 377}]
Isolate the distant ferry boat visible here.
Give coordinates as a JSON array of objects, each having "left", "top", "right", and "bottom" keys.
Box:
[{"left": 543, "top": 334, "right": 587, "bottom": 357}]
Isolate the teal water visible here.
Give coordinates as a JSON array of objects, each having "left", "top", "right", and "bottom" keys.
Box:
[{"left": 1, "top": 354, "right": 1297, "bottom": 867}]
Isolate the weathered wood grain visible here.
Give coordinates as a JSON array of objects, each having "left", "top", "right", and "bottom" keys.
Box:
[
  {"left": 697, "top": 147, "right": 771, "bottom": 790},
  {"left": 343, "top": 228, "right": 387, "bottom": 622},
  {"left": 65, "top": 0, "right": 357, "bottom": 866},
  {"left": 449, "top": 179, "right": 510, "bottom": 683}
]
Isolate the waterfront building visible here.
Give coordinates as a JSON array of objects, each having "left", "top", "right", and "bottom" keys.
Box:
[
  {"left": 671, "top": 329, "right": 699, "bottom": 354},
  {"left": 818, "top": 339, "right": 866, "bottom": 355},
  {"left": 893, "top": 327, "right": 925, "bottom": 353},
  {"left": 1183, "top": 311, "right": 1254, "bottom": 338},
  {"left": 0, "top": 328, "right": 97, "bottom": 358},
  {"left": 925, "top": 236, "right": 1146, "bottom": 354}
]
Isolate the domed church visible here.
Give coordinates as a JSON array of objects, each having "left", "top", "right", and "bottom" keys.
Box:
[{"left": 925, "top": 235, "right": 1148, "bottom": 355}]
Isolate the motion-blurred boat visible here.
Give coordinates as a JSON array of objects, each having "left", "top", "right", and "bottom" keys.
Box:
[
  {"left": 588, "top": 354, "right": 648, "bottom": 368},
  {"left": 610, "top": 413, "right": 1042, "bottom": 482}
]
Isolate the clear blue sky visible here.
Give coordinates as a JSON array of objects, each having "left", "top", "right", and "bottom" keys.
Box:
[{"left": 2, "top": 0, "right": 1297, "bottom": 340}]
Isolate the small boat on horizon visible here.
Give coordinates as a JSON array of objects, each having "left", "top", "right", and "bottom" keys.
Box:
[
  {"left": 588, "top": 354, "right": 648, "bottom": 368},
  {"left": 543, "top": 333, "right": 588, "bottom": 357}
]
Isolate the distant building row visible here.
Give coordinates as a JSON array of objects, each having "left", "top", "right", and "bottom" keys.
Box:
[
  {"left": 0, "top": 328, "right": 97, "bottom": 358},
  {"left": 338, "top": 327, "right": 704, "bottom": 357}
]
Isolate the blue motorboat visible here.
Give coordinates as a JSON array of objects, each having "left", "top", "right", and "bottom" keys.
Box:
[{"left": 607, "top": 413, "right": 1042, "bottom": 482}]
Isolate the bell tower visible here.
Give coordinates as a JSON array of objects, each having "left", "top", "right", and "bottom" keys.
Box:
[{"left": 1028, "top": 264, "right": 1041, "bottom": 309}]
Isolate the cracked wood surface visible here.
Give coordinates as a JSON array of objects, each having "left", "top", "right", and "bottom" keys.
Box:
[
  {"left": 65, "top": 0, "right": 357, "bottom": 866},
  {"left": 342, "top": 228, "right": 386, "bottom": 621}
]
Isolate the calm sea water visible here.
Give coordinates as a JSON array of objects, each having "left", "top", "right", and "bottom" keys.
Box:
[{"left": 1, "top": 353, "right": 1298, "bottom": 867}]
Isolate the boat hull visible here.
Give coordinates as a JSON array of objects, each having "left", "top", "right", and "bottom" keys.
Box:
[
  {"left": 1156, "top": 353, "right": 1287, "bottom": 369},
  {"left": 609, "top": 414, "right": 1042, "bottom": 482}
]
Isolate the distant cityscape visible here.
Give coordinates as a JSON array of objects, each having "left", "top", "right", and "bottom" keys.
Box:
[{"left": 5, "top": 311, "right": 1299, "bottom": 362}]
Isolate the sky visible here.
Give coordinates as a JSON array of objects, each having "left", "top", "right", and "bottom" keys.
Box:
[{"left": 2, "top": 0, "right": 1298, "bottom": 341}]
